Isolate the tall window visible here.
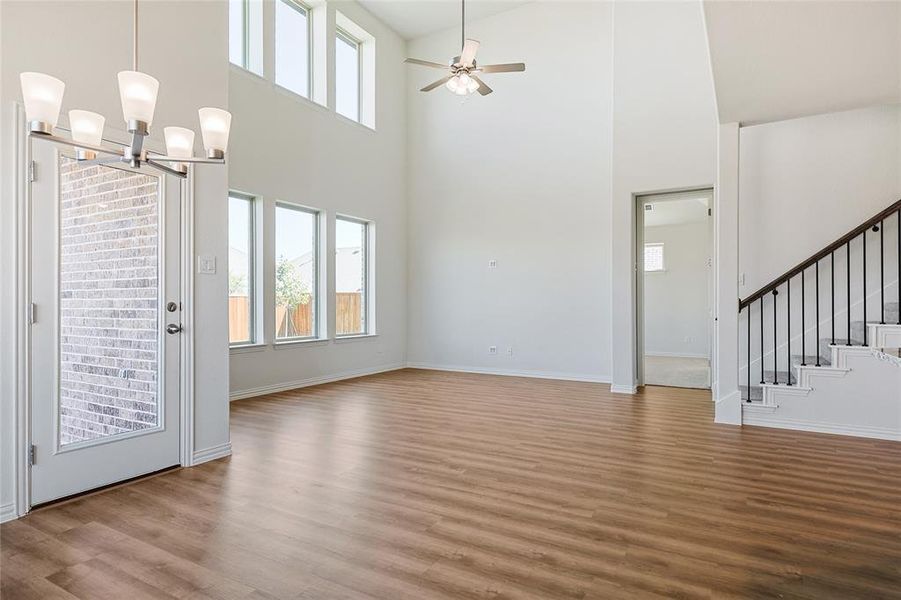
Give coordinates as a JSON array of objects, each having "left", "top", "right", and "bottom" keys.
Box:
[
  {"left": 335, "top": 28, "right": 361, "bottom": 122},
  {"left": 229, "top": 194, "right": 256, "bottom": 345},
  {"left": 229, "top": 0, "right": 247, "bottom": 68},
  {"left": 644, "top": 243, "right": 665, "bottom": 272},
  {"left": 336, "top": 216, "right": 369, "bottom": 335},
  {"left": 275, "top": 204, "right": 319, "bottom": 340},
  {"left": 275, "top": 0, "right": 311, "bottom": 98}
]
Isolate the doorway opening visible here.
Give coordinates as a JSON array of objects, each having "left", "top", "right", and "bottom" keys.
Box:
[{"left": 636, "top": 189, "right": 714, "bottom": 389}]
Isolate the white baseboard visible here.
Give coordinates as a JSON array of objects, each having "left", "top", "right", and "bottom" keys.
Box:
[
  {"left": 742, "top": 413, "right": 900, "bottom": 441},
  {"left": 192, "top": 442, "right": 232, "bottom": 465},
  {"left": 1, "top": 502, "right": 17, "bottom": 523},
  {"left": 229, "top": 363, "right": 406, "bottom": 401},
  {"left": 644, "top": 352, "right": 709, "bottom": 359},
  {"left": 405, "top": 362, "right": 610, "bottom": 384},
  {"left": 609, "top": 383, "right": 638, "bottom": 394}
]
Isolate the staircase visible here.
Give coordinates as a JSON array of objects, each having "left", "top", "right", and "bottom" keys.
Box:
[{"left": 738, "top": 199, "right": 901, "bottom": 440}]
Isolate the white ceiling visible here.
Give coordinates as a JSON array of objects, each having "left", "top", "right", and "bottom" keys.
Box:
[
  {"left": 357, "top": 0, "right": 531, "bottom": 40},
  {"left": 644, "top": 197, "right": 709, "bottom": 228},
  {"left": 704, "top": 0, "right": 901, "bottom": 125}
]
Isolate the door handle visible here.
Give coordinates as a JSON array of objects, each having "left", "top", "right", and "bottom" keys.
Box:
[{"left": 166, "top": 324, "right": 183, "bottom": 335}]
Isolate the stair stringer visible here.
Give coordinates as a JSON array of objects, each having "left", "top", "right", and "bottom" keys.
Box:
[
  {"left": 744, "top": 345, "right": 901, "bottom": 441},
  {"left": 866, "top": 323, "right": 901, "bottom": 348}
]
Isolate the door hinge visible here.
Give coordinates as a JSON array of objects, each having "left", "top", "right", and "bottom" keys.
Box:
[
  {"left": 28, "top": 444, "right": 35, "bottom": 466},
  {"left": 708, "top": 208, "right": 712, "bottom": 216},
  {"left": 28, "top": 302, "right": 36, "bottom": 325},
  {"left": 28, "top": 160, "right": 36, "bottom": 183}
]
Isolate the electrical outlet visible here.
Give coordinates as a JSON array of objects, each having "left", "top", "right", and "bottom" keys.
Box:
[
  {"left": 488, "top": 259, "right": 497, "bottom": 269},
  {"left": 488, "top": 346, "right": 497, "bottom": 355},
  {"left": 506, "top": 346, "right": 513, "bottom": 356}
]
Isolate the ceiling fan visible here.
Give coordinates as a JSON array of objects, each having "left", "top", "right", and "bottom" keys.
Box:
[{"left": 404, "top": 0, "right": 525, "bottom": 96}]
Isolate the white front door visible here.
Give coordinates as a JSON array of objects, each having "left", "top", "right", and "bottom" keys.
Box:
[{"left": 29, "top": 138, "right": 182, "bottom": 506}]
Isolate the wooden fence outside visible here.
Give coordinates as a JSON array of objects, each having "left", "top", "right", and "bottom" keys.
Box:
[{"left": 229, "top": 293, "right": 363, "bottom": 342}]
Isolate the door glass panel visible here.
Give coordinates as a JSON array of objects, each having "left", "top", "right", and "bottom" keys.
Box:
[{"left": 58, "top": 158, "right": 161, "bottom": 446}]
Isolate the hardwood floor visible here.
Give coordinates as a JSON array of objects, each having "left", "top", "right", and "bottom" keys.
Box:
[{"left": 3, "top": 368, "right": 901, "bottom": 599}]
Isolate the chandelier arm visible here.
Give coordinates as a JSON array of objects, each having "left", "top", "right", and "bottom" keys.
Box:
[
  {"left": 146, "top": 155, "right": 225, "bottom": 164},
  {"left": 145, "top": 158, "right": 188, "bottom": 179},
  {"left": 29, "top": 131, "right": 126, "bottom": 159}
]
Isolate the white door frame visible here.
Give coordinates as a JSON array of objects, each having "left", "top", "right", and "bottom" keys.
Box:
[
  {"left": 10, "top": 102, "right": 196, "bottom": 518},
  {"left": 634, "top": 187, "right": 714, "bottom": 388}
]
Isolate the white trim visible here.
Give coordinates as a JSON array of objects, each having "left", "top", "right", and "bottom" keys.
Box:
[
  {"left": 192, "top": 442, "right": 233, "bottom": 465},
  {"left": 644, "top": 351, "right": 710, "bottom": 359},
  {"left": 229, "top": 362, "right": 405, "bottom": 400},
  {"left": 179, "top": 171, "right": 196, "bottom": 468},
  {"left": 714, "top": 389, "right": 743, "bottom": 424},
  {"left": 14, "top": 102, "right": 31, "bottom": 519},
  {"left": 406, "top": 363, "right": 611, "bottom": 385},
  {"left": 610, "top": 383, "right": 638, "bottom": 394},
  {"left": 0, "top": 502, "right": 16, "bottom": 523},
  {"left": 742, "top": 412, "right": 901, "bottom": 442}
]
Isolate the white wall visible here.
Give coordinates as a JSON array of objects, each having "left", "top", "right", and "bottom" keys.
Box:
[
  {"left": 739, "top": 105, "right": 901, "bottom": 295},
  {"left": 0, "top": 1, "right": 230, "bottom": 516},
  {"left": 610, "top": 0, "right": 719, "bottom": 391},
  {"left": 227, "top": 1, "right": 409, "bottom": 397},
  {"left": 405, "top": 2, "right": 614, "bottom": 381},
  {"left": 644, "top": 221, "right": 711, "bottom": 358}
]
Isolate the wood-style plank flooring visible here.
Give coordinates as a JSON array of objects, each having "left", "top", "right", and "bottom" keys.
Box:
[{"left": 3, "top": 368, "right": 901, "bottom": 599}]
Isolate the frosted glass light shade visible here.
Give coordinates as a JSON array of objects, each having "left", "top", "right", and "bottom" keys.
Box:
[
  {"left": 117, "top": 71, "right": 159, "bottom": 125},
  {"left": 68, "top": 110, "right": 105, "bottom": 146},
  {"left": 164, "top": 126, "right": 195, "bottom": 159},
  {"left": 198, "top": 108, "right": 232, "bottom": 154},
  {"left": 20, "top": 72, "right": 65, "bottom": 129}
]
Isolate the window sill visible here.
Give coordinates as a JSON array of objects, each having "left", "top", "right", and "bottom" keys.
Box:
[
  {"left": 230, "top": 343, "right": 268, "bottom": 355},
  {"left": 335, "top": 111, "right": 375, "bottom": 132},
  {"left": 334, "top": 333, "right": 377, "bottom": 343},
  {"left": 273, "top": 337, "right": 330, "bottom": 349}
]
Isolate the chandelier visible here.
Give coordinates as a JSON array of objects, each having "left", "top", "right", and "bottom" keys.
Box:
[{"left": 18, "top": 0, "right": 230, "bottom": 178}]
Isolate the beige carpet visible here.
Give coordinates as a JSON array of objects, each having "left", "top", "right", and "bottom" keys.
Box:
[{"left": 644, "top": 355, "right": 710, "bottom": 389}]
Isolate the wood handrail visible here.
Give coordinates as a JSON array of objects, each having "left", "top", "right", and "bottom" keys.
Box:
[{"left": 738, "top": 198, "right": 901, "bottom": 310}]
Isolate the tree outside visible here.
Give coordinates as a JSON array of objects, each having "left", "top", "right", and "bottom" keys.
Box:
[{"left": 275, "top": 255, "right": 312, "bottom": 337}]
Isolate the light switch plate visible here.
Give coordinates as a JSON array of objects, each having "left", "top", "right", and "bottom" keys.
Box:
[{"left": 197, "top": 255, "right": 217, "bottom": 274}]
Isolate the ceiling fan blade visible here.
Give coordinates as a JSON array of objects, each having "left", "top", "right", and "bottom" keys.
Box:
[
  {"left": 404, "top": 57, "right": 448, "bottom": 69},
  {"left": 479, "top": 63, "right": 526, "bottom": 74},
  {"left": 471, "top": 75, "right": 492, "bottom": 96},
  {"left": 420, "top": 76, "right": 451, "bottom": 92},
  {"left": 460, "top": 39, "right": 480, "bottom": 68}
]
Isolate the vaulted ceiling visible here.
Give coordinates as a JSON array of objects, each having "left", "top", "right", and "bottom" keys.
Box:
[
  {"left": 703, "top": 0, "right": 901, "bottom": 125},
  {"left": 357, "top": 0, "right": 530, "bottom": 40}
]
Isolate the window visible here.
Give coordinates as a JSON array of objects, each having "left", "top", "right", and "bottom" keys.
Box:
[
  {"left": 229, "top": 0, "right": 262, "bottom": 74},
  {"left": 335, "top": 217, "right": 369, "bottom": 335},
  {"left": 644, "top": 243, "right": 665, "bottom": 272},
  {"left": 229, "top": 0, "right": 247, "bottom": 68},
  {"left": 229, "top": 194, "right": 256, "bottom": 345},
  {"left": 335, "top": 28, "right": 361, "bottom": 121},
  {"left": 275, "top": 0, "right": 311, "bottom": 98},
  {"left": 275, "top": 204, "right": 319, "bottom": 340}
]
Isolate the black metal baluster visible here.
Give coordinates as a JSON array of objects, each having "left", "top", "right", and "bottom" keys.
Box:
[
  {"left": 898, "top": 211, "right": 900, "bottom": 325},
  {"left": 787, "top": 277, "right": 792, "bottom": 385},
  {"left": 879, "top": 222, "right": 884, "bottom": 324},
  {"left": 815, "top": 260, "right": 821, "bottom": 366},
  {"left": 760, "top": 297, "right": 764, "bottom": 385},
  {"left": 801, "top": 268, "right": 806, "bottom": 365},
  {"left": 772, "top": 289, "right": 778, "bottom": 384},
  {"left": 831, "top": 253, "right": 835, "bottom": 345},
  {"left": 847, "top": 241, "right": 851, "bottom": 344},
  {"left": 863, "top": 230, "right": 868, "bottom": 346}
]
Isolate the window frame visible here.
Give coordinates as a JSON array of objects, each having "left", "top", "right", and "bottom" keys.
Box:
[
  {"left": 335, "top": 26, "right": 362, "bottom": 123},
  {"left": 274, "top": 202, "right": 321, "bottom": 343},
  {"left": 228, "top": 192, "right": 258, "bottom": 347},
  {"left": 274, "top": 0, "right": 314, "bottom": 100},
  {"left": 229, "top": 0, "right": 248, "bottom": 69},
  {"left": 335, "top": 215, "right": 371, "bottom": 337},
  {"left": 644, "top": 242, "right": 666, "bottom": 273}
]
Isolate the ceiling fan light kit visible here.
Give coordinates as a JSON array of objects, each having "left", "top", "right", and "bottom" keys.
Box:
[
  {"left": 404, "top": 0, "right": 525, "bottom": 97},
  {"left": 18, "top": 0, "right": 230, "bottom": 179}
]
